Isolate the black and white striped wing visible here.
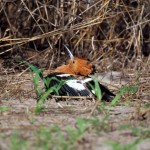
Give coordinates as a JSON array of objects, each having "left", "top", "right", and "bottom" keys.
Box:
[
  {"left": 45, "top": 73, "right": 91, "bottom": 97},
  {"left": 64, "top": 79, "right": 91, "bottom": 96},
  {"left": 82, "top": 77, "right": 115, "bottom": 101}
]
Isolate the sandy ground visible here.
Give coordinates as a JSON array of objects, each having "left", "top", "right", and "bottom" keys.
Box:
[{"left": 0, "top": 72, "right": 150, "bottom": 150}]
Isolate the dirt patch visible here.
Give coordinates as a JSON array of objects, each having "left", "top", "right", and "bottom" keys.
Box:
[{"left": 0, "top": 71, "right": 150, "bottom": 150}]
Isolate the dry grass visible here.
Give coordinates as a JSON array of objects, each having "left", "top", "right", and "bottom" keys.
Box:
[{"left": 0, "top": 0, "right": 149, "bottom": 71}]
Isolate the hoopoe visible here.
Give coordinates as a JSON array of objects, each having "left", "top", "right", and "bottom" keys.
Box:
[{"left": 44, "top": 45, "right": 115, "bottom": 102}]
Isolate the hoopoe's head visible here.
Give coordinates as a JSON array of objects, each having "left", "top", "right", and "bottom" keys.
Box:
[
  {"left": 67, "top": 57, "right": 95, "bottom": 76},
  {"left": 64, "top": 45, "right": 96, "bottom": 76}
]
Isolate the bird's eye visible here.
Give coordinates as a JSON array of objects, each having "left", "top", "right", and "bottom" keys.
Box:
[{"left": 72, "top": 60, "right": 75, "bottom": 64}]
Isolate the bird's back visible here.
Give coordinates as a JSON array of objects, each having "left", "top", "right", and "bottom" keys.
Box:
[
  {"left": 45, "top": 73, "right": 92, "bottom": 97},
  {"left": 45, "top": 73, "right": 115, "bottom": 101}
]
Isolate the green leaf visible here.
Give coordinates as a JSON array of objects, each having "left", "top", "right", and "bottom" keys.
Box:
[
  {"left": 0, "top": 106, "right": 11, "bottom": 112},
  {"left": 76, "top": 118, "right": 87, "bottom": 134},
  {"left": 110, "top": 85, "right": 138, "bottom": 106},
  {"left": 88, "top": 76, "right": 102, "bottom": 101},
  {"left": 35, "top": 87, "right": 54, "bottom": 113}
]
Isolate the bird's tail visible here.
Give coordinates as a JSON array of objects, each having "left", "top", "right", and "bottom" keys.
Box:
[
  {"left": 99, "top": 83, "right": 115, "bottom": 97},
  {"left": 99, "top": 83, "right": 115, "bottom": 102}
]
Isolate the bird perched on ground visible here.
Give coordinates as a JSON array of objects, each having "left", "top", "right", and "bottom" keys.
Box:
[{"left": 43, "top": 45, "right": 115, "bottom": 102}]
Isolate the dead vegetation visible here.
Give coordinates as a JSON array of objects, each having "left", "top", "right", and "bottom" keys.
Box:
[{"left": 0, "top": 0, "right": 149, "bottom": 71}]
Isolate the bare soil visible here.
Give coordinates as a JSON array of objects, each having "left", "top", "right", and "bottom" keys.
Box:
[{"left": 0, "top": 71, "right": 150, "bottom": 150}]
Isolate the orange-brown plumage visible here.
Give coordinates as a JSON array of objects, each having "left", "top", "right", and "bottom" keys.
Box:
[{"left": 54, "top": 57, "right": 94, "bottom": 76}]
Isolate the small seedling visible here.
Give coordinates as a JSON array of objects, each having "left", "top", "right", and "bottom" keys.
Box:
[
  {"left": 26, "top": 63, "right": 68, "bottom": 113},
  {"left": 0, "top": 106, "right": 11, "bottom": 112},
  {"left": 106, "top": 138, "right": 142, "bottom": 150},
  {"left": 110, "top": 85, "right": 138, "bottom": 106},
  {"left": 88, "top": 76, "right": 102, "bottom": 101},
  {"left": 9, "top": 132, "right": 29, "bottom": 150}
]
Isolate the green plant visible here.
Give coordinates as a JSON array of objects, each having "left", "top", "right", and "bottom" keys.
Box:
[
  {"left": 0, "top": 106, "right": 11, "bottom": 112},
  {"left": 106, "top": 138, "right": 142, "bottom": 150},
  {"left": 86, "top": 116, "right": 111, "bottom": 134},
  {"left": 88, "top": 76, "right": 102, "bottom": 101},
  {"left": 119, "top": 125, "right": 150, "bottom": 139},
  {"left": 35, "top": 119, "right": 91, "bottom": 150},
  {"left": 66, "top": 118, "right": 88, "bottom": 145},
  {"left": 143, "top": 104, "right": 150, "bottom": 108},
  {"left": 27, "top": 63, "right": 68, "bottom": 113},
  {"left": 87, "top": 76, "right": 104, "bottom": 115},
  {"left": 110, "top": 85, "right": 138, "bottom": 106},
  {"left": 7, "top": 126, "right": 67, "bottom": 150},
  {"left": 131, "top": 128, "right": 150, "bottom": 138},
  {"left": 35, "top": 126, "right": 68, "bottom": 150},
  {"left": 9, "top": 132, "right": 29, "bottom": 150}
]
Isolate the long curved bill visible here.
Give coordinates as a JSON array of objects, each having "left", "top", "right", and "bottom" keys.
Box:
[{"left": 63, "top": 45, "right": 74, "bottom": 60}]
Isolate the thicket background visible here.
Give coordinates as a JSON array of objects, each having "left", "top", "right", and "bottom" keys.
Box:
[{"left": 0, "top": 0, "right": 149, "bottom": 72}]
